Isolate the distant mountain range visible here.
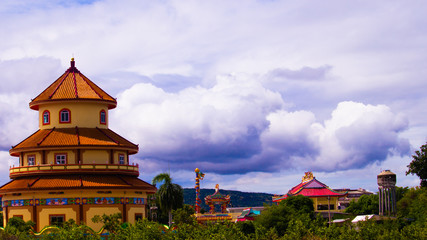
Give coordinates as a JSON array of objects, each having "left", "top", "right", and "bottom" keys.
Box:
[{"left": 183, "top": 188, "right": 274, "bottom": 211}]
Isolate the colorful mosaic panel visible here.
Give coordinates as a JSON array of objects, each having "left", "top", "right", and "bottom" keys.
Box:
[
  {"left": 3, "top": 197, "right": 145, "bottom": 206},
  {"left": 3, "top": 199, "right": 24, "bottom": 207},
  {"left": 128, "top": 197, "right": 145, "bottom": 205},
  {"left": 82, "top": 197, "right": 123, "bottom": 205}
]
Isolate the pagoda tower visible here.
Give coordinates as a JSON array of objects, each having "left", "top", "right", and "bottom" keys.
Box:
[{"left": 0, "top": 59, "right": 156, "bottom": 232}]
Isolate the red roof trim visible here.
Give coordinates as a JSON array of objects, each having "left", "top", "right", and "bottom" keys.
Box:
[
  {"left": 97, "top": 127, "right": 119, "bottom": 144},
  {"left": 79, "top": 72, "right": 105, "bottom": 100},
  {"left": 37, "top": 127, "right": 55, "bottom": 146},
  {"left": 73, "top": 71, "right": 79, "bottom": 98},
  {"left": 48, "top": 72, "right": 69, "bottom": 99}
]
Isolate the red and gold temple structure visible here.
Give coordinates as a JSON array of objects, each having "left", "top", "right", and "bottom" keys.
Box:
[
  {"left": 0, "top": 58, "right": 156, "bottom": 232},
  {"left": 272, "top": 172, "right": 347, "bottom": 214},
  {"left": 205, "top": 184, "right": 230, "bottom": 214}
]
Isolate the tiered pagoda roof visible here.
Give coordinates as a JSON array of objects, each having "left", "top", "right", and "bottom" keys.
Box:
[
  {"left": 10, "top": 127, "right": 138, "bottom": 156},
  {"left": 29, "top": 58, "right": 116, "bottom": 110},
  {"left": 0, "top": 175, "right": 156, "bottom": 193}
]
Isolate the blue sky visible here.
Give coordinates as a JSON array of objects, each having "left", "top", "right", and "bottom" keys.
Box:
[{"left": 0, "top": 0, "right": 425, "bottom": 194}]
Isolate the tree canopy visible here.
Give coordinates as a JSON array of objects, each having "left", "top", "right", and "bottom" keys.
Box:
[
  {"left": 255, "top": 195, "right": 315, "bottom": 236},
  {"left": 345, "top": 194, "right": 379, "bottom": 215},
  {"left": 407, "top": 142, "right": 427, "bottom": 187},
  {"left": 152, "top": 172, "right": 184, "bottom": 226}
]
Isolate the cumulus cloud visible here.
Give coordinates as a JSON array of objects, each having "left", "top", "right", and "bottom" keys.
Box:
[
  {"left": 111, "top": 71, "right": 409, "bottom": 175},
  {"left": 111, "top": 74, "right": 284, "bottom": 173}
]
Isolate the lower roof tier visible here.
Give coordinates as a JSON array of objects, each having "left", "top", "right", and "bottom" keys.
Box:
[
  {"left": 10, "top": 127, "right": 138, "bottom": 156},
  {"left": 0, "top": 174, "right": 156, "bottom": 194}
]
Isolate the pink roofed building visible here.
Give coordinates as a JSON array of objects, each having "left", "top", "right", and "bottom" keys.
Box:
[{"left": 272, "top": 172, "right": 347, "bottom": 215}]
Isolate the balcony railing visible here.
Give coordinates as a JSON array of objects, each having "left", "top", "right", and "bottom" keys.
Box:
[{"left": 9, "top": 163, "right": 139, "bottom": 178}]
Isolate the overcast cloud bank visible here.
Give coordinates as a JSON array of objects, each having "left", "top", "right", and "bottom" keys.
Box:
[{"left": 0, "top": 0, "right": 425, "bottom": 193}]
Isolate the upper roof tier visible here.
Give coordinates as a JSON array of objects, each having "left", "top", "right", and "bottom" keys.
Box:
[{"left": 29, "top": 58, "right": 117, "bottom": 110}]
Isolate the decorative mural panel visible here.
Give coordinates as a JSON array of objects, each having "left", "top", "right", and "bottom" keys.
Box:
[
  {"left": 3, "top": 197, "right": 145, "bottom": 207},
  {"left": 127, "top": 198, "right": 145, "bottom": 204},
  {"left": 82, "top": 197, "right": 123, "bottom": 205}
]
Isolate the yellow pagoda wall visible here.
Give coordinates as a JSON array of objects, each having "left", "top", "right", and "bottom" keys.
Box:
[
  {"left": 114, "top": 151, "right": 128, "bottom": 164},
  {"left": 21, "top": 152, "right": 43, "bottom": 166},
  {"left": 2, "top": 189, "right": 150, "bottom": 231},
  {"left": 38, "top": 102, "right": 109, "bottom": 129},
  {"left": 127, "top": 205, "right": 146, "bottom": 225},
  {"left": 18, "top": 150, "right": 130, "bottom": 166},
  {"left": 7, "top": 207, "right": 32, "bottom": 222},
  {"left": 46, "top": 150, "right": 76, "bottom": 164},
  {"left": 85, "top": 205, "right": 121, "bottom": 231},
  {"left": 82, "top": 150, "right": 109, "bottom": 164},
  {"left": 38, "top": 206, "right": 78, "bottom": 230},
  {"left": 312, "top": 196, "right": 340, "bottom": 212}
]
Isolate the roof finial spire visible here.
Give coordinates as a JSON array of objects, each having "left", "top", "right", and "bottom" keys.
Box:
[{"left": 71, "top": 57, "right": 75, "bottom": 68}]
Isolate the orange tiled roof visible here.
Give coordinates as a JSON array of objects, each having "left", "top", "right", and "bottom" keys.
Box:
[
  {"left": 0, "top": 175, "right": 156, "bottom": 193},
  {"left": 29, "top": 59, "right": 116, "bottom": 110},
  {"left": 10, "top": 127, "right": 138, "bottom": 156}
]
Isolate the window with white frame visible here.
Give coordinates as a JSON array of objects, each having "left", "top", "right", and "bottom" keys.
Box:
[{"left": 59, "top": 109, "right": 70, "bottom": 123}]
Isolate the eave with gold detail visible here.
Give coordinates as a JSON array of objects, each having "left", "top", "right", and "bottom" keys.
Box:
[
  {"left": 9, "top": 127, "right": 138, "bottom": 156},
  {"left": 29, "top": 58, "right": 117, "bottom": 110}
]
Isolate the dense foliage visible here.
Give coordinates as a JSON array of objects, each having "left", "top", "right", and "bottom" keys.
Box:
[
  {"left": 345, "top": 194, "right": 379, "bottom": 215},
  {"left": 1, "top": 188, "right": 426, "bottom": 239},
  {"left": 407, "top": 142, "right": 427, "bottom": 187},
  {"left": 397, "top": 186, "right": 427, "bottom": 224}
]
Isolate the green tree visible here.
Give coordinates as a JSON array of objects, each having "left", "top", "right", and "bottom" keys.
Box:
[
  {"left": 152, "top": 172, "right": 184, "bottom": 227},
  {"left": 172, "top": 204, "right": 196, "bottom": 225},
  {"left": 43, "top": 219, "right": 100, "bottom": 240},
  {"left": 255, "top": 195, "right": 314, "bottom": 236},
  {"left": 3, "top": 217, "right": 34, "bottom": 240},
  {"left": 407, "top": 142, "right": 427, "bottom": 187},
  {"left": 397, "top": 187, "right": 427, "bottom": 224},
  {"left": 91, "top": 213, "right": 122, "bottom": 235},
  {"left": 345, "top": 193, "right": 379, "bottom": 215}
]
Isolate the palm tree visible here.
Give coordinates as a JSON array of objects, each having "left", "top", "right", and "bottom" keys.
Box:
[{"left": 152, "top": 173, "right": 183, "bottom": 226}]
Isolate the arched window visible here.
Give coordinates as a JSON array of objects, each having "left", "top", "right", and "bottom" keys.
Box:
[
  {"left": 100, "top": 110, "right": 106, "bottom": 124},
  {"left": 43, "top": 110, "right": 50, "bottom": 125},
  {"left": 59, "top": 109, "right": 71, "bottom": 123}
]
